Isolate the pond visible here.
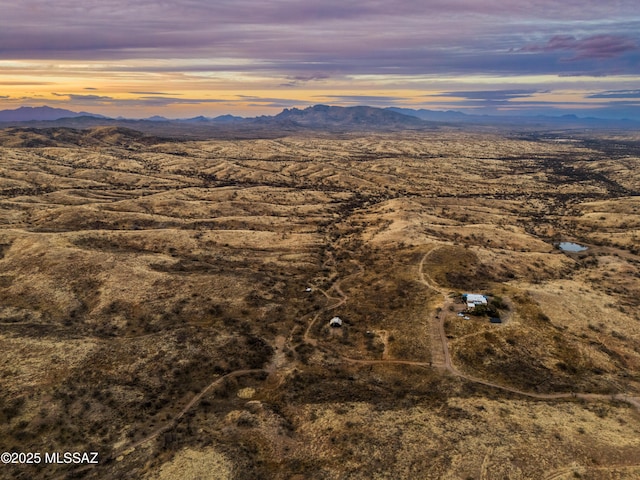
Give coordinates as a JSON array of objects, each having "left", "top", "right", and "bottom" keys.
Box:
[{"left": 558, "top": 242, "right": 588, "bottom": 252}]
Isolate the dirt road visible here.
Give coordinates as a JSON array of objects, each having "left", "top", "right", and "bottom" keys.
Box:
[
  {"left": 116, "top": 368, "right": 264, "bottom": 456},
  {"left": 417, "top": 249, "right": 640, "bottom": 410}
]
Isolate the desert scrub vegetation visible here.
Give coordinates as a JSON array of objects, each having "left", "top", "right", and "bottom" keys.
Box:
[{"left": 1, "top": 127, "right": 639, "bottom": 479}]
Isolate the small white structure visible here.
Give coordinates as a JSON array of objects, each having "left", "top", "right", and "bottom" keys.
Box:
[
  {"left": 465, "top": 294, "right": 487, "bottom": 309},
  {"left": 329, "top": 317, "right": 343, "bottom": 328}
]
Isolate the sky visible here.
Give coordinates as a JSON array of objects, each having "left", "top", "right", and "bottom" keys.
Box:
[{"left": 1, "top": 0, "right": 639, "bottom": 119}]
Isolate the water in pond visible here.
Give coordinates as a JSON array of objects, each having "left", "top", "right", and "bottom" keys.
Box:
[{"left": 559, "top": 242, "right": 588, "bottom": 252}]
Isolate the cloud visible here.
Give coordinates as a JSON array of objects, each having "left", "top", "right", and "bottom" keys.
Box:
[
  {"left": 245, "top": 102, "right": 303, "bottom": 108},
  {"left": 11, "top": 93, "right": 303, "bottom": 110},
  {"left": 134, "top": 97, "right": 227, "bottom": 106},
  {"left": 280, "top": 74, "right": 331, "bottom": 87},
  {"left": 290, "top": 74, "right": 331, "bottom": 81},
  {"left": 1, "top": 0, "right": 639, "bottom": 120},
  {"left": 66, "top": 94, "right": 114, "bottom": 101},
  {"left": 318, "top": 94, "right": 408, "bottom": 105},
  {"left": 129, "top": 91, "right": 179, "bottom": 95},
  {"left": 521, "top": 34, "right": 638, "bottom": 60},
  {"left": 0, "top": 81, "right": 54, "bottom": 85},
  {"left": 587, "top": 89, "right": 640, "bottom": 98},
  {"left": 49, "top": 93, "right": 228, "bottom": 107},
  {"left": 235, "top": 96, "right": 303, "bottom": 108},
  {"left": 1, "top": 1, "right": 637, "bottom": 79},
  {"left": 557, "top": 71, "right": 611, "bottom": 77},
  {"left": 427, "top": 90, "right": 540, "bottom": 102}
]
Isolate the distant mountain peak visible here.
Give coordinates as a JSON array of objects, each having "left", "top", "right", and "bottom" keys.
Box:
[
  {"left": 212, "top": 114, "right": 244, "bottom": 123},
  {"left": 184, "top": 115, "right": 211, "bottom": 122},
  {"left": 0, "top": 105, "right": 106, "bottom": 122}
]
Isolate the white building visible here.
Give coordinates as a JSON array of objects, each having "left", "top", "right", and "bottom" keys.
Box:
[{"left": 465, "top": 294, "right": 487, "bottom": 309}]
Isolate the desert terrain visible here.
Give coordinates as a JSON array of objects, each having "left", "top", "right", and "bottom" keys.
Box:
[{"left": 0, "top": 125, "right": 639, "bottom": 479}]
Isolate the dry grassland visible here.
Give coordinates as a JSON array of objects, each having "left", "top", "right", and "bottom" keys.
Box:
[{"left": 0, "top": 126, "right": 639, "bottom": 479}]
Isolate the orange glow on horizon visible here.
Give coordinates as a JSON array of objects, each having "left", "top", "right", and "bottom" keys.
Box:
[{"left": 2, "top": 58, "right": 640, "bottom": 118}]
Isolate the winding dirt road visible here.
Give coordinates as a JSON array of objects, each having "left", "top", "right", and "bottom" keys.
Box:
[
  {"left": 115, "top": 368, "right": 265, "bottom": 456},
  {"left": 418, "top": 247, "right": 453, "bottom": 370},
  {"left": 303, "top": 260, "right": 363, "bottom": 345}
]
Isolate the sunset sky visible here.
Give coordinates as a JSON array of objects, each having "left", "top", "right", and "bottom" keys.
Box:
[{"left": 1, "top": 1, "right": 639, "bottom": 119}]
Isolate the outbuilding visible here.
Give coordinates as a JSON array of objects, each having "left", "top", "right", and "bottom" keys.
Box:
[{"left": 329, "top": 317, "right": 343, "bottom": 328}]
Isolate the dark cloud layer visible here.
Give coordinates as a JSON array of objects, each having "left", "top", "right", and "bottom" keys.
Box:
[{"left": 1, "top": 1, "right": 638, "bottom": 78}]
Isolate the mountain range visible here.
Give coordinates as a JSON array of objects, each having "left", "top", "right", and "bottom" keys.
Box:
[
  {"left": 270, "top": 104, "right": 426, "bottom": 129},
  {"left": 1, "top": 104, "right": 638, "bottom": 134},
  {"left": 386, "top": 107, "right": 640, "bottom": 128}
]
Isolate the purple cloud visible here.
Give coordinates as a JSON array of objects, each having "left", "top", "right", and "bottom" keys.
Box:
[
  {"left": 49, "top": 93, "right": 229, "bottom": 107},
  {"left": 59, "top": 94, "right": 114, "bottom": 101},
  {"left": 521, "top": 34, "right": 638, "bottom": 60},
  {"left": 279, "top": 74, "right": 331, "bottom": 87},
  {"left": 1, "top": 1, "right": 637, "bottom": 79},
  {"left": 587, "top": 90, "right": 640, "bottom": 98},
  {"left": 319, "top": 95, "right": 409, "bottom": 105},
  {"left": 129, "top": 91, "right": 180, "bottom": 96},
  {"left": 235, "top": 95, "right": 303, "bottom": 106},
  {"left": 429, "top": 90, "right": 540, "bottom": 101},
  {"left": 290, "top": 74, "right": 331, "bottom": 81}
]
